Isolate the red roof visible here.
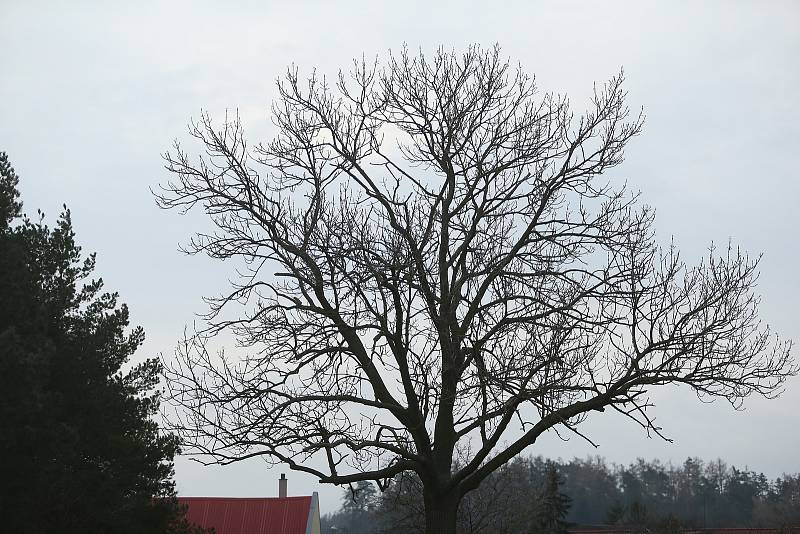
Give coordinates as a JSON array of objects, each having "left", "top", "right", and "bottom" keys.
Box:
[{"left": 178, "top": 496, "right": 316, "bottom": 534}]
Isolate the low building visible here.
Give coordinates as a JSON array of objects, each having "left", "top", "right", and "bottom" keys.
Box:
[{"left": 178, "top": 474, "right": 321, "bottom": 534}]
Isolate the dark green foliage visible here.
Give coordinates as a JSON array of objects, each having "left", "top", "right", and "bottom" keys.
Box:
[
  {"left": 606, "top": 501, "right": 684, "bottom": 534},
  {"left": 560, "top": 457, "right": 620, "bottom": 523},
  {"left": 322, "top": 481, "right": 380, "bottom": 534},
  {"left": 606, "top": 502, "right": 626, "bottom": 525},
  {"left": 531, "top": 464, "right": 572, "bottom": 534},
  {"left": 753, "top": 475, "right": 800, "bottom": 529},
  {"left": 0, "top": 153, "right": 205, "bottom": 533},
  {"left": 0, "top": 152, "right": 21, "bottom": 228}
]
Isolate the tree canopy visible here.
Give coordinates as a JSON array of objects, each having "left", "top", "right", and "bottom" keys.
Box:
[
  {"left": 0, "top": 152, "right": 201, "bottom": 533},
  {"left": 156, "top": 46, "right": 795, "bottom": 534}
]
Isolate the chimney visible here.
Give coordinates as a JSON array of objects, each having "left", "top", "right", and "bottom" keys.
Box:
[{"left": 279, "top": 473, "right": 288, "bottom": 498}]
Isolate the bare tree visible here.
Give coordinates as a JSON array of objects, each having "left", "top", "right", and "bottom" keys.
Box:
[{"left": 156, "top": 46, "right": 795, "bottom": 534}]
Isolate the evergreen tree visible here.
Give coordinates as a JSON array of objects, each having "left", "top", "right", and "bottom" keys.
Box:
[
  {"left": 337, "top": 481, "right": 378, "bottom": 534},
  {"left": 0, "top": 152, "right": 204, "bottom": 533},
  {"left": 606, "top": 502, "right": 626, "bottom": 526},
  {"left": 532, "top": 463, "right": 572, "bottom": 534}
]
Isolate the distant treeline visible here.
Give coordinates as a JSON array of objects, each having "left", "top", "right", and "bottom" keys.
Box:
[{"left": 322, "top": 456, "right": 800, "bottom": 534}]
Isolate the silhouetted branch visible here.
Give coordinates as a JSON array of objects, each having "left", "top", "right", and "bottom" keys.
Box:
[{"left": 155, "top": 45, "right": 794, "bottom": 530}]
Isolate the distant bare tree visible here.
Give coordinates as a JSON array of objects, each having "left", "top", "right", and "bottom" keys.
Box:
[{"left": 155, "top": 46, "right": 795, "bottom": 534}]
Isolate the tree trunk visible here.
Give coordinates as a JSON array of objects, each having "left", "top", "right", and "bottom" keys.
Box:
[{"left": 424, "top": 488, "right": 460, "bottom": 534}]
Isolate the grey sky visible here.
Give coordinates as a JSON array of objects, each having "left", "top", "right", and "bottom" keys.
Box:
[{"left": 2, "top": 0, "right": 798, "bottom": 515}]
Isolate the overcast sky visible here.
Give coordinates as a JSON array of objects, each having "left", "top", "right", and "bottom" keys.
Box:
[{"left": 2, "top": 0, "right": 798, "bottom": 515}]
